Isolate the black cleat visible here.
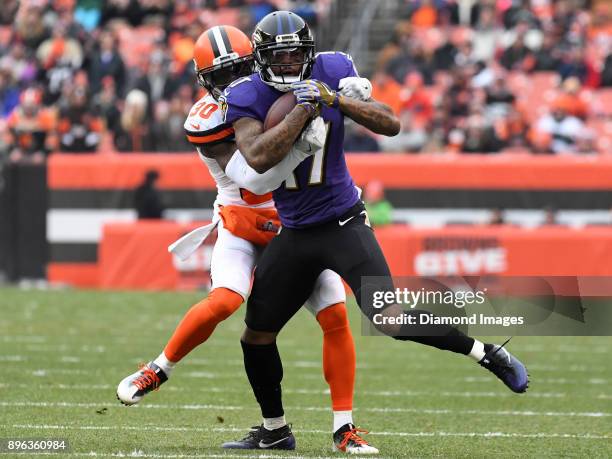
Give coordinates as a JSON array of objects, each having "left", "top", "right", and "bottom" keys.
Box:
[
  {"left": 222, "top": 424, "right": 296, "bottom": 450},
  {"left": 479, "top": 339, "right": 529, "bottom": 393}
]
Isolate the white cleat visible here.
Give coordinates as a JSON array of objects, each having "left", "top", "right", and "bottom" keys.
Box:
[
  {"left": 333, "top": 424, "right": 379, "bottom": 454},
  {"left": 116, "top": 362, "right": 168, "bottom": 406}
]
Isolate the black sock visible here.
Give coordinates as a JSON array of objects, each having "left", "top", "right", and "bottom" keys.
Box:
[
  {"left": 393, "top": 309, "right": 475, "bottom": 355},
  {"left": 241, "top": 340, "right": 284, "bottom": 419}
]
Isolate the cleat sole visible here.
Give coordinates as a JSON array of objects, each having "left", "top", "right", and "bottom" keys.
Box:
[
  {"left": 332, "top": 443, "right": 379, "bottom": 455},
  {"left": 116, "top": 393, "right": 136, "bottom": 406}
]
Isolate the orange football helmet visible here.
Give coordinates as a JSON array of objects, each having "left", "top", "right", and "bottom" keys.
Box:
[{"left": 193, "top": 25, "right": 253, "bottom": 99}]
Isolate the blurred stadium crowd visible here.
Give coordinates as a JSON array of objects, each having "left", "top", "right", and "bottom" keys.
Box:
[
  {"left": 1, "top": 0, "right": 612, "bottom": 161},
  {"left": 348, "top": 0, "right": 612, "bottom": 155},
  {"left": 0, "top": 0, "right": 321, "bottom": 161}
]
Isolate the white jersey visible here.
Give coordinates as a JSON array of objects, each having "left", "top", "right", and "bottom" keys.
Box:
[{"left": 184, "top": 93, "right": 274, "bottom": 208}]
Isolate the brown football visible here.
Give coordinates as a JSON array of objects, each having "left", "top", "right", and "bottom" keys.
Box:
[{"left": 263, "top": 92, "right": 297, "bottom": 130}]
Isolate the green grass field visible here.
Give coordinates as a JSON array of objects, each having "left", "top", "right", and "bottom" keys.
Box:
[{"left": 0, "top": 287, "right": 610, "bottom": 458}]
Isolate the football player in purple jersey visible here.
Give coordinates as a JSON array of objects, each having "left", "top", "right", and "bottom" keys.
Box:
[{"left": 220, "top": 11, "right": 529, "bottom": 453}]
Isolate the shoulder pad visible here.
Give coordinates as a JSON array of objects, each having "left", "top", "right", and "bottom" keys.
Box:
[
  {"left": 222, "top": 75, "right": 259, "bottom": 109},
  {"left": 185, "top": 94, "right": 234, "bottom": 145},
  {"left": 314, "top": 52, "right": 359, "bottom": 85}
]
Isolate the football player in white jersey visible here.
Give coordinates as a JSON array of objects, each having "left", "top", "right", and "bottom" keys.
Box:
[{"left": 117, "top": 25, "right": 378, "bottom": 454}]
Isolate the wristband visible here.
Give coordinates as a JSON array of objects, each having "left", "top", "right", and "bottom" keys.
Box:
[{"left": 331, "top": 92, "right": 340, "bottom": 108}]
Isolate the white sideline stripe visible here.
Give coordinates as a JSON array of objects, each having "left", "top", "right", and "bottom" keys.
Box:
[
  {"left": 0, "top": 383, "right": 118, "bottom": 390},
  {"left": 0, "top": 367, "right": 606, "bottom": 387},
  {"left": 0, "top": 383, "right": 569, "bottom": 399},
  {"left": 0, "top": 355, "right": 81, "bottom": 363},
  {"left": 5, "top": 367, "right": 326, "bottom": 381},
  {"left": 4, "top": 353, "right": 606, "bottom": 377},
  {"left": 9, "top": 335, "right": 609, "bottom": 352},
  {"left": 1, "top": 335, "right": 46, "bottom": 343},
  {"left": 8, "top": 346, "right": 610, "bottom": 373},
  {"left": 2, "top": 331, "right": 608, "bottom": 356},
  {"left": 1, "top": 453, "right": 338, "bottom": 459},
  {"left": 1, "top": 401, "right": 608, "bottom": 417},
  {"left": 511, "top": 344, "right": 610, "bottom": 354},
  {"left": 3, "top": 362, "right": 608, "bottom": 384},
  {"left": 12, "top": 342, "right": 611, "bottom": 356},
  {"left": 8, "top": 358, "right": 608, "bottom": 377},
  {"left": 0, "top": 364, "right": 589, "bottom": 384},
  {"left": 2, "top": 354, "right": 609, "bottom": 382},
  {"left": 30, "top": 369, "right": 90, "bottom": 376},
  {"left": 23, "top": 344, "right": 107, "bottom": 353},
  {"left": 524, "top": 364, "right": 606, "bottom": 373},
  {"left": 4, "top": 424, "right": 611, "bottom": 441},
  {"left": 0, "top": 355, "right": 26, "bottom": 361}
]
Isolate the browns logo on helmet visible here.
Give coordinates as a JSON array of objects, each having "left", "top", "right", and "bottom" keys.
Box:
[{"left": 193, "top": 25, "right": 254, "bottom": 100}]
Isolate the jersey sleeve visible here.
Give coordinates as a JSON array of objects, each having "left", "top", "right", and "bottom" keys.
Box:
[
  {"left": 184, "top": 97, "right": 235, "bottom": 147},
  {"left": 184, "top": 123, "right": 235, "bottom": 147},
  {"left": 221, "top": 76, "right": 262, "bottom": 125},
  {"left": 315, "top": 52, "right": 359, "bottom": 90}
]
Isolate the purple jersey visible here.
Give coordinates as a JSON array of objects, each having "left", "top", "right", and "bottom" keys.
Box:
[{"left": 222, "top": 52, "right": 360, "bottom": 228}]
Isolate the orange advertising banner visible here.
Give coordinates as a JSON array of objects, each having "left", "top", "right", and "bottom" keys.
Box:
[
  {"left": 48, "top": 153, "right": 612, "bottom": 190},
  {"left": 49, "top": 222, "right": 612, "bottom": 291},
  {"left": 375, "top": 225, "right": 612, "bottom": 277},
  {"left": 97, "top": 221, "right": 216, "bottom": 291}
]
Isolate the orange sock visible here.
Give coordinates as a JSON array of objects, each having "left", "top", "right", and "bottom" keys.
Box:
[
  {"left": 316, "top": 303, "right": 355, "bottom": 412},
  {"left": 164, "top": 287, "right": 243, "bottom": 363}
]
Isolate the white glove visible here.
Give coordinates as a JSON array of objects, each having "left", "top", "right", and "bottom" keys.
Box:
[
  {"left": 338, "top": 76, "right": 372, "bottom": 101},
  {"left": 295, "top": 116, "right": 326, "bottom": 153}
]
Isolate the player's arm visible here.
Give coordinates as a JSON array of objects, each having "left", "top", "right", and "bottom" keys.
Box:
[
  {"left": 224, "top": 146, "right": 312, "bottom": 195},
  {"left": 292, "top": 79, "right": 400, "bottom": 136},
  {"left": 198, "top": 138, "right": 312, "bottom": 195},
  {"left": 337, "top": 96, "right": 400, "bottom": 136},
  {"left": 232, "top": 105, "right": 312, "bottom": 173}
]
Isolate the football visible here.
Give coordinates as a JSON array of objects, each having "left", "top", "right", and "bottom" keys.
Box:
[{"left": 263, "top": 92, "right": 297, "bottom": 130}]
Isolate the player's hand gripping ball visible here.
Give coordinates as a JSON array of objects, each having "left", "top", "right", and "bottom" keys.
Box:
[{"left": 292, "top": 80, "right": 340, "bottom": 108}]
